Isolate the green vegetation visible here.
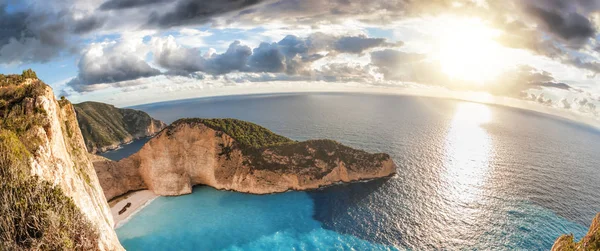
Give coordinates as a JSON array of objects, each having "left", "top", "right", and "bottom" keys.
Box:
[
  {"left": 0, "top": 130, "right": 98, "bottom": 250},
  {"left": 553, "top": 214, "right": 600, "bottom": 251},
  {"left": 0, "top": 79, "right": 48, "bottom": 152},
  {"left": 0, "top": 69, "right": 38, "bottom": 87},
  {"left": 255, "top": 139, "right": 390, "bottom": 174},
  {"left": 74, "top": 101, "right": 165, "bottom": 153},
  {"left": 171, "top": 118, "right": 294, "bottom": 149},
  {"left": 0, "top": 72, "right": 99, "bottom": 249}
]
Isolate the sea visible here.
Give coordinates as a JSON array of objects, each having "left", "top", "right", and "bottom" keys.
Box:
[{"left": 103, "top": 92, "right": 600, "bottom": 250}]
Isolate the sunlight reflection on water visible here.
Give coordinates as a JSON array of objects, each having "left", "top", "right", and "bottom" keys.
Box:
[{"left": 440, "top": 102, "right": 494, "bottom": 238}]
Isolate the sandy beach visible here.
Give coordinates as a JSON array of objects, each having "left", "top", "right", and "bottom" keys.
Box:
[{"left": 109, "top": 190, "right": 158, "bottom": 228}]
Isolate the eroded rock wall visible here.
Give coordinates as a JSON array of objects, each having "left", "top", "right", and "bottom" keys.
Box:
[{"left": 94, "top": 122, "right": 396, "bottom": 199}]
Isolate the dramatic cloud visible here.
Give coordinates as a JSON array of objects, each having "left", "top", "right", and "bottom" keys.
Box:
[
  {"left": 0, "top": 5, "right": 70, "bottom": 64},
  {"left": 334, "top": 36, "right": 402, "bottom": 54},
  {"left": 522, "top": 0, "right": 598, "bottom": 46},
  {"left": 147, "top": 0, "right": 264, "bottom": 28},
  {"left": 67, "top": 42, "right": 160, "bottom": 92},
  {"left": 151, "top": 33, "right": 399, "bottom": 77},
  {"left": 370, "top": 49, "right": 427, "bottom": 81},
  {"left": 99, "top": 0, "right": 174, "bottom": 10}
]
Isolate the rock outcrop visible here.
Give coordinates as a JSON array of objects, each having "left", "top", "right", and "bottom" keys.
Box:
[
  {"left": 74, "top": 101, "right": 166, "bottom": 153},
  {"left": 0, "top": 76, "right": 123, "bottom": 250},
  {"left": 94, "top": 118, "right": 396, "bottom": 200},
  {"left": 552, "top": 213, "right": 600, "bottom": 251}
]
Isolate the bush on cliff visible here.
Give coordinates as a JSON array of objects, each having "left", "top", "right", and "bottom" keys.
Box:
[
  {"left": 172, "top": 118, "right": 294, "bottom": 149},
  {"left": 0, "top": 130, "right": 99, "bottom": 250}
]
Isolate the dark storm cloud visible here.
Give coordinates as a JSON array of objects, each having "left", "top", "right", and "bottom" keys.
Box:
[
  {"left": 73, "top": 16, "right": 105, "bottom": 34},
  {"left": 0, "top": 5, "right": 70, "bottom": 64},
  {"left": 524, "top": 4, "right": 595, "bottom": 44},
  {"left": 0, "top": 5, "right": 29, "bottom": 46},
  {"left": 490, "top": 0, "right": 600, "bottom": 74},
  {"left": 147, "top": 0, "right": 264, "bottom": 28},
  {"left": 99, "top": 0, "right": 174, "bottom": 10}
]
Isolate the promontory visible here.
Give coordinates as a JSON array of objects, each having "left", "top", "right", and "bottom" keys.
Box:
[
  {"left": 74, "top": 101, "right": 166, "bottom": 154},
  {"left": 93, "top": 118, "right": 397, "bottom": 200}
]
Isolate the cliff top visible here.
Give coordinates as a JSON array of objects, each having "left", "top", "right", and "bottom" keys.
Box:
[
  {"left": 0, "top": 72, "right": 102, "bottom": 249},
  {"left": 170, "top": 118, "right": 295, "bottom": 149},
  {"left": 0, "top": 76, "right": 48, "bottom": 153},
  {"left": 552, "top": 213, "right": 600, "bottom": 250}
]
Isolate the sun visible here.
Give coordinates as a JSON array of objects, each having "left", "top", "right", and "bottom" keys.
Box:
[{"left": 434, "top": 17, "right": 509, "bottom": 84}]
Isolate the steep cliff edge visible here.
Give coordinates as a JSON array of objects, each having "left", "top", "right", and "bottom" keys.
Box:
[
  {"left": 94, "top": 118, "right": 396, "bottom": 200},
  {"left": 552, "top": 213, "right": 600, "bottom": 251},
  {"left": 0, "top": 75, "right": 123, "bottom": 250},
  {"left": 74, "top": 101, "right": 166, "bottom": 153}
]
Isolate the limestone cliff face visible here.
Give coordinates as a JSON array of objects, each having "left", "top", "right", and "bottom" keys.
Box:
[
  {"left": 552, "top": 213, "right": 600, "bottom": 251},
  {"left": 0, "top": 79, "right": 123, "bottom": 250},
  {"left": 94, "top": 119, "right": 396, "bottom": 200},
  {"left": 74, "top": 101, "right": 166, "bottom": 153}
]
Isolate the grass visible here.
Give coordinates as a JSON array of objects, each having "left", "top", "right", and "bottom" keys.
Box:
[
  {"left": 0, "top": 130, "right": 98, "bottom": 250},
  {"left": 0, "top": 73, "right": 100, "bottom": 249},
  {"left": 170, "top": 118, "right": 294, "bottom": 149},
  {"left": 0, "top": 80, "right": 49, "bottom": 152}
]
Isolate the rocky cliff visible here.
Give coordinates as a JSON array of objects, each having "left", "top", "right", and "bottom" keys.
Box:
[
  {"left": 0, "top": 76, "right": 123, "bottom": 250},
  {"left": 74, "top": 101, "right": 166, "bottom": 153},
  {"left": 552, "top": 213, "right": 600, "bottom": 251},
  {"left": 94, "top": 118, "right": 396, "bottom": 200}
]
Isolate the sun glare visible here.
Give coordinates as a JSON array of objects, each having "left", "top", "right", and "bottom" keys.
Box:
[{"left": 434, "top": 17, "right": 509, "bottom": 84}]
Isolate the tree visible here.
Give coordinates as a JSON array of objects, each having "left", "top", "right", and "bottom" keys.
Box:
[{"left": 21, "top": 69, "right": 37, "bottom": 79}]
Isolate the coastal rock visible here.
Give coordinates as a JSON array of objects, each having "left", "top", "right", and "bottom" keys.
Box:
[
  {"left": 552, "top": 213, "right": 600, "bottom": 250},
  {"left": 94, "top": 119, "right": 396, "bottom": 200},
  {"left": 74, "top": 101, "right": 166, "bottom": 153},
  {"left": 0, "top": 78, "right": 123, "bottom": 250}
]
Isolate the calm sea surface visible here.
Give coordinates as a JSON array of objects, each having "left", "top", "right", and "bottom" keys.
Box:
[{"left": 112, "top": 93, "right": 600, "bottom": 250}]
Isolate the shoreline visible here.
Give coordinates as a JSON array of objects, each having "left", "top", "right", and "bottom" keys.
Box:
[
  {"left": 108, "top": 175, "right": 397, "bottom": 228},
  {"left": 109, "top": 190, "right": 158, "bottom": 228}
]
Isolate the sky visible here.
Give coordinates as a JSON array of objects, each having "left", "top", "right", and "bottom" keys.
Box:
[{"left": 1, "top": 0, "right": 600, "bottom": 123}]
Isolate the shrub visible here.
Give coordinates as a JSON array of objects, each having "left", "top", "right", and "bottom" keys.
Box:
[
  {"left": 0, "top": 130, "right": 99, "bottom": 250},
  {"left": 172, "top": 118, "right": 294, "bottom": 149}
]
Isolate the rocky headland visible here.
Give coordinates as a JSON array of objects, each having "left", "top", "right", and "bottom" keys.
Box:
[
  {"left": 93, "top": 118, "right": 397, "bottom": 200},
  {"left": 552, "top": 213, "right": 600, "bottom": 251},
  {"left": 0, "top": 73, "right": 123, "bottom": 250},
  {"left": 74, "top": 101, "right": 166, "bottom": 154}
]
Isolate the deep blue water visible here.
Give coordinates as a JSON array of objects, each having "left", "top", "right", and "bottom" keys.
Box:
[
  {"left": 100, "top": 137, "right": 151, "bottom": 161},
  {"left": 112, "top": 92, "right": 600, "bottom": 250}
]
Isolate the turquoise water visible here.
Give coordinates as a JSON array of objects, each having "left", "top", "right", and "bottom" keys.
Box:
[
  {"left": 117, "top": 186, "right": 398, "bottom": 250},
  {"left": 113, "top": 93, "right": 600, "bottom": 250}
]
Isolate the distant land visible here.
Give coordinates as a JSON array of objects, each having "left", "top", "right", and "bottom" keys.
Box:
[{"left": 73, "top": 101, "right": 166, "bottom": 153}]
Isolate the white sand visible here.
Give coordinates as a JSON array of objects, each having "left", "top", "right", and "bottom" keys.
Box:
[{"left": 110, "top": 190, "right": 158, "bottom": 228}]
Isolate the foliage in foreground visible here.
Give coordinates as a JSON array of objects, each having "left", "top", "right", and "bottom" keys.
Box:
[
  {"left": 0, "top": 73, "right": 99, "bottom": 250},
  {"left": 0, "top": 130, "right": 99, "bottom": 250}
]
